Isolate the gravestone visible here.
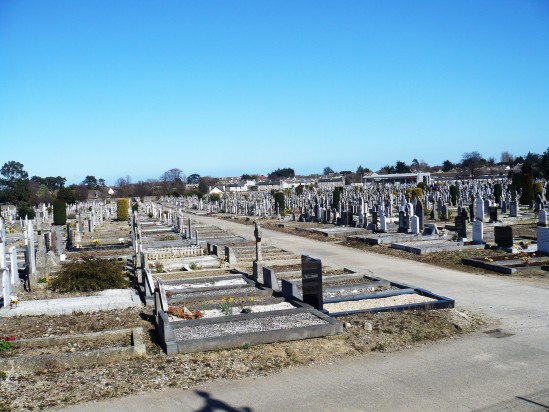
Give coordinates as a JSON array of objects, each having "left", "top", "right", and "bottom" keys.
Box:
[
  {"left": 416, "top": 200, "right": 424, "bottom": 231},
  {"left": 410, "top": 215, "right": 420, "bottom": 234},
  {"left": 254, "top": 222, "right": 262, "bottom": 262},
  {"left": 494, "top": 226, "right": 513, "bottom": 248},
  {"left": 538, "top": 209, "right": 547, "bottom": 227},
  {"left": 489, "top": 206, "right": 498, "bottom": 223},
  {"left": 379, "top": 213, "right": 387, "bottom": 232},
  {"left": 301, "top": 255, "right": 323, "bottom": 311},
  {"left": 475, "top": 196, "right": 484, "bottom": 222},
  {"left": 454, "top": 216, "right": 467, "bottom": 239},
  {"left": 510, "top": 201, "right": 518, "bottom": 217},
  {"left": 472, "top": 221, "right": 484, "bottom": 244},
  {"left": 538, "top": 227, "right": 549, "bottom": 253}
]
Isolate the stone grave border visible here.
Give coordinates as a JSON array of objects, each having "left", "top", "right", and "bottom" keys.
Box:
[
  {"left": 67, "top": 242, "right": 132, "bottom": 252},
  {"left": 0, "top": 327, "right": 146, "bottom": 372},
  {"left": 461, "top": 251, "right": 549, "bottom": 274},
  {"left": 282, "top": 275, "right": 454, "bottom": 316},
  {"left": 156, "top": 301, "right": 342, "bottom": 355},
  {"left": 390, "top": 240, "right": 485, "bottom": 255}
]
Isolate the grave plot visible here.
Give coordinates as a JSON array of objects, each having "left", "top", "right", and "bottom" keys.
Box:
[
  {"left": 68, "top": 219, "right": 132, "bottom": 251},
  {"left": 154, "top": 276, "right": 341, "bottom": 354},
  {"left": 391, "top": 239, "right": 485, "bottom": 254},
  {"left": 280, "top": 256, "right": 455, "bottom": 317},
  {"left": 349, "top": 231, "right": 442, "bottom": 245},
  {"left": 296, "top": 226, "right": 368, "bottom": 238},
  {"left": 462, "top": 251, "right": 549, "bottom": 274},
  {"left": 0, "top": 327, "right": 146, "bottom": 372}
]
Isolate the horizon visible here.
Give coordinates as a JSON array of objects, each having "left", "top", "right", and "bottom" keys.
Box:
[{"left": 1, "top": 1, "right": 548, "bottom": 185}]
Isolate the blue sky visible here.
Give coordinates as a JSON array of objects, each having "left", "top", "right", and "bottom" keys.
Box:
[{"left": 1, "top": 1, "right": 548, "bottom": 185}]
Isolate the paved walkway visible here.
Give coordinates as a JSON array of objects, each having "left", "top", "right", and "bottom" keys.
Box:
[{"left": 0, "top": 289, "right": 142, "bottom": 317}]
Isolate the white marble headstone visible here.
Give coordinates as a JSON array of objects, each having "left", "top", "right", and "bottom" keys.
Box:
[{"left": 472, "top": 221, "right": 484, "bottom": 244}]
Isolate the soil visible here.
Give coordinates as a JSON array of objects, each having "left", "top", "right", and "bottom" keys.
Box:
[{"left": 0, "top": 307, "right": 487, "bottom": 411}]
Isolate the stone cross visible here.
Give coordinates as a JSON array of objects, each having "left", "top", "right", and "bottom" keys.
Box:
[{"left": 254, "top": 221, "right": 262, "bottom": 262}]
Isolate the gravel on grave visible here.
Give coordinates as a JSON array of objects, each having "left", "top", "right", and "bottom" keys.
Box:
[
  {"left": 173, "top": 312, "right": 327, "bottom": 341},
  {"left": 324, "top": 294, "right": 436, "bottom": 313},
  {"left": 172, "top": 286, "right": 258, "bottom": 299},
  {"left": 323, "top": 285, "right": 400, "bottom": 298},
  {"left": 171, "top": 302, "right": 296, "bottom": 320},
  {"left": 163, "top": 278, "right": 247, "bottom": 291}
]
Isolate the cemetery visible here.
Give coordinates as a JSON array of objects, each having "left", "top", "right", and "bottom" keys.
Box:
[{"left": 0, "top": 174, "right": 547, "bottom": 410}]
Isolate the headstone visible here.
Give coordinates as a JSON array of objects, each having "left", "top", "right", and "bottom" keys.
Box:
[
  {"left": 510, "top": 201, "right": 518, "bottom": 217},
  {"left": 416, "top": 200, "right": 424, "bottom": 231},
  {"left": 494, "top": 226, "right": 513, "bottom": 248},
  {"left": 410, "top": 215, "right": 420, "bottom": 234},
  {"left": 472, "top": 221, "right": 484, "bottom": 244},
  {"left": 538, "top": 227, "right": 549, "bottom": 253},
  {"left": 2, "top": 269, "right": 11, "bottom": 308},
  {"left": 454, "top": 216, "right": 467, "bottom": 239},
  {"left": 301, "top": 255, "right": 323, "bottom": 311},
  {"left": 538, "top": 209, "right": 547, "bottom": 227},
  {"left": 475, "top": 196, "right": 484, "bottom": 222},
  {"left": 379, "top": 213, "right": 387, "bottom": 232},
  {"left": 489, "top": 206, "right": 498, "bottom": 223}
]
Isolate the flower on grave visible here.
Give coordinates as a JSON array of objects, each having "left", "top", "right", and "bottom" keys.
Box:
[
  {"left": 193, "top": 309, "right": 203, "bottom": 318},
  {"left": 91, "top": 239, "right": 100, "bottom": 246},
  {"left": 3, "top": 336, "right": 15, "bottom": 341},
  {"left": 10, "top": 296, "right": 18, "bottom": 305}
]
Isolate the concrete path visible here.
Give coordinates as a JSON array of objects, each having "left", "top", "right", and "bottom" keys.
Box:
[
  {"left": 0, "top": 289, "right": 142, "bottom": 317},
  {"left": 60, "top": 214, "right": 549, "bottom": 411}
]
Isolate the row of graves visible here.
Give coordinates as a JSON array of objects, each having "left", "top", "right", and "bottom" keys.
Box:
[
  {"left": 0, "top": 201, "right": 147, "bottom": 374},
  {"left": 134, "top": 204, "right": 455, "bottom": 355}
]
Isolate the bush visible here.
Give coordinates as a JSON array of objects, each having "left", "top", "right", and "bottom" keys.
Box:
[
  {"left": 273, "top": 192, "right": 285, "bottom": 214},
  {"left": 449, "top": 185, "right": 459, "bottom": 206},
  {"left": 493, "top": 183, "right": 502, "bottom": 204},
  {"left": 16, "top": 202, "right": 35, "bottom": 220},
  {"left": 48, "top": 255, "right": 127, "bottom": 293},
  {"left": 53, "top": 198, "right": 67, "bottom": 225},
  {"left": 405, "top": 188, "right": 423, "bottom": 201},
  {"left": 117, "top": 198, "right": 129, "bottom": 221},
  {"left": 533, "top": 182, "right": 543, "bottom": 195},
  {"left": 332, "top": 187, "right": 343, "bottom": 208},
  {"left": 521, "top": 174, "right": 534, "bottom": 205},
  {"left": 131, "top": 203, "right": 138, "bottom": 212}
]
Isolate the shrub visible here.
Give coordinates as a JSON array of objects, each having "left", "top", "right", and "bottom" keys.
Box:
[
  {"left": 405, "top": 188, "right": 423, "bottom": 201},
  {"left": 493, "top": 183, "right": 502, "bottom": 204},
  {"left": 117, "top": 198, "right": 129, "bottom": 221},
  {"left": 53, "top": 198, "right": 67, "bottom": 225},
  {"left": 332, "top": 187, "right": 343, "bottom": 208},
  {"left": 521, "top": 174, "right": 534, "bottom": 205},
  {"left": 48, "top": 255, "right": 127, "bottom": 293},
  {"left": 147, "top": 212, "right": 153, "bottom": 218},
  {"left": 131, "top": 203, "right": 138, "bottom": 212},
  {"left": 449, "top": 185, "right": 459, "bottom": 205},
  {"left": 273, "top": 192, "right": 285, "bottom": 214},
  {"left": 533, "top": 182, "right": 543, "bottom": 195}
]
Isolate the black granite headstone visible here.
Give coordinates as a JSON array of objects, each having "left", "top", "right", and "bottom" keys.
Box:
[
  {"left": 371, "top": 211, "right": 378, "bottom": 226},
  {"left": 489, "top": 206, "right": 498, "bottom": 222},
  {"left": 494, "top": 226, "right": 513, "bottom": 248},
  {"left": 454, "top": 216, "right": 467, "bottom": 238},
  {"left": 301, "top": 255, "right": 323, "bottom": 311}
]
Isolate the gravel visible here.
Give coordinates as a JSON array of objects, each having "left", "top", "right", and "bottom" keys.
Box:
[
  {"left": 171, "top": 286, "right": 258, "bottom": 300},
  {"left": 173, "top": 312, "right": 328, "bottom": 341},
  {"left": 324, "top": 294, "right": 436, "bottom": 313},
  {"left": 163, "top": 278, "right": 247, "bottom": 290},
  {"left": 171, "top": 302, "right": 296, "bottom": 320}
]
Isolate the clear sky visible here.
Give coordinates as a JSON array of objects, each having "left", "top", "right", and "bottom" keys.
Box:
[{"left": 1, "top": 1, "right": 548, "bottom": 185}]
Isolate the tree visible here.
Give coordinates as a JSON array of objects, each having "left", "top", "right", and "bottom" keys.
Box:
[
  {"left": 323, "top": 166, "right": 334, "bottom": 175},
  {"left": 0, "top": 161, "right": 31, "bottom": 207},
  {"left": 356, "top": 165, "right": 371, "bottom": 175},
  {"left": 378, "top": 165, "right": 395, "bottom": 174},
  {"left": 541, "top": 147, "right": 549, "bottom": 178},
  {"left": 160, "top": 168, "right": 185, "bottom": 182},
  {"left": 268, "top": 168, "right": 295, "bottom": 179},
  {"left": 394, "top": 161, "right": 411, "bottom": 174},
  {"left": 460, "top": 152, "right": 485, "bottom": 178},
  {"left": 53, "top": 198, "right": 67, "bottom": 225},
  {"left": 187, "top": 174, "right": 201, "bottom": 184},
  {"left": 521, "top": 174, "right": 534, "bottom": 205},
  {"left": 16, "top": 202, "right": 35, "bottom": 219},
  {"left": 198, "top": 177, "right": 218, "bottom": 195},
  {"left": 273, "top": 192, "right": 285, "bottom": 214},
  {"left": 500, "top": 151, "right": 514, "bottom": 164},
  {"left": 117, "top": 198, "right": 129, "bottom": 221},
  {"left": 442, "top": 160, "right": 454, "bottom": 172},
  {"left": 98, "top": 178, "right": 106, "bottom": 187},
  {"left": 521, "top": 152, "right": 542, "bottom": 178},
  {"left": 241, "top": 174, "right": 253, "bottom": 181},
  {"left": 82, "top": 175, "right": 99, "bottom": 189},
  {"left": 57, "top": 187, "right": 76, "bottom": 204}
]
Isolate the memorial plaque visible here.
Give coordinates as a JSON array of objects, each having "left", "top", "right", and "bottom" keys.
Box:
[
  {"left": 301, "top": 255, "right": 323, "bottom": 311},
  {"left": 494, "top": 226, "right": 513, "bottom": 248}
]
